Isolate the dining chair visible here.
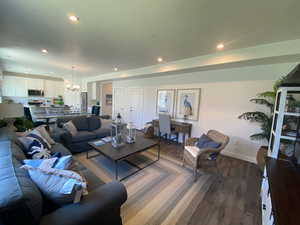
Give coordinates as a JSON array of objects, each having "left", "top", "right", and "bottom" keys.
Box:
[
  {"left": 92, "top": 105, "right": 101, "bottom": 116},
  {"left": 158, "top": 113, "right": 179, "bottom": 143},
  {"left": 24, "top": 107, "right": 46, "bottom": 127}
]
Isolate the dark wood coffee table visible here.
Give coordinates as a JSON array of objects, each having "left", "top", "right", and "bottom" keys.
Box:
[{"left": 88, "top": 134, "right": 160, "bottom": 181}]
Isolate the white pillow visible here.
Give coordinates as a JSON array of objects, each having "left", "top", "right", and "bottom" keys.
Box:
[
  {"left": 63, "top": 121, "right": 78, "bottom": 136},
  {"left": 35, "top": 126, "right": 55, "bottom": 145},
  {"left": 21, "top": 165, "right": 87, "bottom": 205}
]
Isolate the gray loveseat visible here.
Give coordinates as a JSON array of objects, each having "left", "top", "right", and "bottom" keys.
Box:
[
  {"left": 60, "top": 116, "right": 111, "bottom": 153},
  {"left": 0, "top": 128, "right": 127, "bottom": 225}
]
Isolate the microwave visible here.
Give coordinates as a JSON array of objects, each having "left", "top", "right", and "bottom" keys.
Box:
[{"left": 28, "top": 89, "right": 44, "bottom": 96}]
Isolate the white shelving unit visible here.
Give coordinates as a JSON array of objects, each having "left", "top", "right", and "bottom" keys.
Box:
[
  {"left": 268, "top": 86, "right": 300, "bottom": 158},
  {"left": 262, "top": 85, "right": 300, "bottom": 225}
]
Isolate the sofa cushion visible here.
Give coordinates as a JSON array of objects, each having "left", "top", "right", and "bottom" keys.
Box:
[
  {"left": 0, "top": 127, "right": 18, "bottom": 142},
  {"left": 71, "top": 131, "right": 97, "bottom": 143},
  {"left": 0, "top": 140, "right": 43, "bottom": 225},
  {"left": 11, "top": 141, "right": 27, "bottom": 161},
  {"left": 51, "top": 143, "right": 72, "bottom": 156},
  {"left": 72, "top": 116, "right": 89, "bottom": 131},
  {"left": 92, "top": 128, "right": 111, "bottom": 139},
  {"left": 88, "top": 116, "right": 101, "bottom": 131}
]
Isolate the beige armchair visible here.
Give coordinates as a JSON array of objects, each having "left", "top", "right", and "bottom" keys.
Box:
[{"left": 183, "top": 130, "right": 230, "bottom": 181}]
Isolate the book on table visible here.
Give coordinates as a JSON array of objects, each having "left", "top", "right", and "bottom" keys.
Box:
[{"left": 93, "top": 140, "right": 106, "bottom": 146}]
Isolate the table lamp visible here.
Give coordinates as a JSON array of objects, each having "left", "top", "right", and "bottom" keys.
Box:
[{"left": 0, "top": 103, "right": 24, "bottom": 131}]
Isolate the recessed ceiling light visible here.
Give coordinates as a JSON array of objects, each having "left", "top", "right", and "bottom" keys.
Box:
[
  {"left": 216, "top": 43, "right": 224, "bottom": 50},
  {"left": 41, "top": 49, "right": 48, "bottom": 54},
  {"left": 69, "top": 15, "right": 79, "bottom": 22},
  {"left": 114, "top": 67, "right": 118, "bottom": 71},
  {"left": 157, "top": 57, "right": 163, "bottom": 62}
]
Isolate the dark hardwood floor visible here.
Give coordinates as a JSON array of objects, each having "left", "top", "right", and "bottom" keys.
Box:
[{"left": 158, "top": 140, "right": 262, "bottom": 225}]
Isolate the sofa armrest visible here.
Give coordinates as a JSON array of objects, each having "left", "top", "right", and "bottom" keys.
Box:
[
  {"left": 40, "top": 181, "right": 127, "bottom": 225},
  {"left": 60, "top": 131, "right": 73, "bottom": 145}
]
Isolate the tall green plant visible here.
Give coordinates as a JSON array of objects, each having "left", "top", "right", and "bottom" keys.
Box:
[{"left": 238, "top": 77, "right": 286, "bottom": 142}]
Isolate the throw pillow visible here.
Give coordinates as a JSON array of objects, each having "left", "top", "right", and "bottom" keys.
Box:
[
  {"left": 35, "top": 125, "right": 55, "bottom": 145},
  {"left": 28, "top": 129, "right": 51, "bottom": 149},
  {"left": 196, "top": 134, "right": 221, "bottom": 149},
  {"left": 18, "top": 136, "right": 52, "bottom": 159},
  {"left": 53, "top": 155, "right": 73, "bottom": 170},
  {"left": 64, "top": 121, "right": 78, "bottom": 136},
  {"left": 23, "top": 155, "right": 73, "bottom": 170},
  {"left": 23, "top": 157, "right": 58, "bottom": 169},
  {"left": 21, "top": 165, "right": 87, "bottom": 205}
]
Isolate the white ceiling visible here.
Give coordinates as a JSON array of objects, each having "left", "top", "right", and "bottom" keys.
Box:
[{"left": 0, "top": 0, "right": 300, "bottom": 78}]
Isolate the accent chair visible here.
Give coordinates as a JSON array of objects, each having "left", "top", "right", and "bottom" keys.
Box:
[{"left": 183, "top": 130, "right": 230, "bottom": 181}]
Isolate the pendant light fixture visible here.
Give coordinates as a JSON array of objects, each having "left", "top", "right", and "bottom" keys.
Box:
[{"left": 66, "top": 66, "right": 80, "bottom": 91}]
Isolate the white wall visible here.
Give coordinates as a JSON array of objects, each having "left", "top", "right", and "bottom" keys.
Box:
[{"left": 113, "top": 63, "right": 297, "bottom": 163}]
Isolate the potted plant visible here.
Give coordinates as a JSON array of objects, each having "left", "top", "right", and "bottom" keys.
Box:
[
  {"left": 238, "top": 77, "right": 287, "bottom": 171},
  {"left": 238, "top": 77, "right": 286, "bottom": 141},
  {"left": 57, "top": 95, "right": 64, "bottom": 106},
  {"left": 13, "top": 118, "right": 34, "bottom": 136}
]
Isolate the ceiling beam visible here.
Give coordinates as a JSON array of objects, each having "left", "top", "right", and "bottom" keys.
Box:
[
  {"left": 3, "top": 71, "right": 64, "bottom": 81},
  {"left": 86, "top": 39, "right": 300, "bottom": 82}
]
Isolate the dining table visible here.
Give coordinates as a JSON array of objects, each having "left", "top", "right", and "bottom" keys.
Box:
[{"left": 34, "top": 112, "right": 91, "bottom": 128}]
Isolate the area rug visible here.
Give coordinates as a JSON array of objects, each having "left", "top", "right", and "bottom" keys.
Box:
[{"left": 75, "top": 149, "right": 218, "bottom": 225}]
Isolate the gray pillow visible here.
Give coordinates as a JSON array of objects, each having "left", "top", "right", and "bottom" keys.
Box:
[
  {"left": 196, "top": 134, "right": 221, "bottom": 149},
  {"left": 63, "top": 121, "right": 78, "bottom": 136}
]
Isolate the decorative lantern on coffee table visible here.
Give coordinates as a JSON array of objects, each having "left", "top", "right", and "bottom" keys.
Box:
[
  {"left": 126, "top": 122, "right": 136, "bottom": 144},
  {"left": 111, "top": 122, "right": 127, "bottom": 148}
]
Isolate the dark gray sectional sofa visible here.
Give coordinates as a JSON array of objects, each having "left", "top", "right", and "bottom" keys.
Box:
[
  {"left": 0, "top": 128, "right": 127, "bottom": 225},
  {"left": 59, "top": 116, "right": 111, "bottom": 153}
]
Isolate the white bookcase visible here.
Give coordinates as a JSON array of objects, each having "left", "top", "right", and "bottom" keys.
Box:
[
  {"left": 261, "top": 86, "right": 300, "bottom": 225},
  {"left": 268, "top": 86, "right": 300, "bottom": 159}
]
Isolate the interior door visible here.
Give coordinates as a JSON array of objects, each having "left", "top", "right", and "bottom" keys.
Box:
[
  {"left": 113, "top": 87, "right": 126, "bottom": 120},
  {"left": 127, "top": 88, "right": 143, "bottom": 129}
]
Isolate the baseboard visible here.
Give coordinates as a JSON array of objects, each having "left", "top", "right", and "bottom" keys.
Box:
[{"left": 221, "top": 151, "right": 257, "bottom": 164}]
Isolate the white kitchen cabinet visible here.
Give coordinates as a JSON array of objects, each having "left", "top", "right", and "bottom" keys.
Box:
[
  {"left": 2, "top": 76, "right": 27, "bottom": 97},
  {"left": 14, "top": 77, "right": 28, "bottom": 97},
  {"left": 44, "top": 80, "right": 64, "bottom": 98},
  {"left": 27, "top": 78, "right": 44, "bottom": 90},
  {"left": 44, "top": 80, "right": 55, "bottom": 98},
  {"left": 91, "top": 82, "right": 97, "bottom": 100},
  {"left": 55, "top": 81, "right": 64, "bottom": 97}
]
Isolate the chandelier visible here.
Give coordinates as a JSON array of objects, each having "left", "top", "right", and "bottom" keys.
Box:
[{"left": 66, "top": 66, "right": 80, "bottom": 91}]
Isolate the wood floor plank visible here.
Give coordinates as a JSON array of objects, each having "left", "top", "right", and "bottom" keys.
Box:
[{"left": 77, "top": 140, "right": 261, "bottom": 225}]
